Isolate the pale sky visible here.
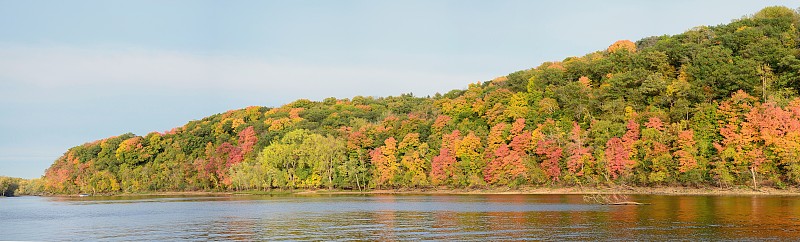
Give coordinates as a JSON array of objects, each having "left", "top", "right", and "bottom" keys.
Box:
[{"left": 1, "top": 0, "right": 797, "bottom": 178}]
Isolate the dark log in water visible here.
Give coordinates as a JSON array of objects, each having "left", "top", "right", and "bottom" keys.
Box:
[{"left": 609, "top": 201, "right": 649, "bottom": 205}]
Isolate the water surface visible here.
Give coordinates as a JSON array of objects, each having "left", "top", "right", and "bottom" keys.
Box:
[{"left": 2, "top": 194, "right": 799, "bottom": 241}]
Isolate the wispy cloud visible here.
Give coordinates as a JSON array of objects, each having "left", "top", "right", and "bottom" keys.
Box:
[{"left": 0, "top": 44, "right": 486, "bottom": 101}]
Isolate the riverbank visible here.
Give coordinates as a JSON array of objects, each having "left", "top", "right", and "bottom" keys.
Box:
[
  {"left": 296, "top": 186, "right": 800, "bottom": 196},
  {"left": 64, "top": 185, "right": 800, "bottom": 197}
]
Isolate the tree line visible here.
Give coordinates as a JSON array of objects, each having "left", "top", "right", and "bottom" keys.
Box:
[{"left": 0, "top": 176, "right": 44, "bottom": 197}]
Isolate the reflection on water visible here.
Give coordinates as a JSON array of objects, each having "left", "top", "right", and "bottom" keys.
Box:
[{"left": 1, "top": 194, "right": 800, "bottom": 241}]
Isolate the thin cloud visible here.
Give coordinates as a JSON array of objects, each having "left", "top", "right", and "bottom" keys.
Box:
[{"left": 0, "top": 44, "right": 485, "bottom": 99}]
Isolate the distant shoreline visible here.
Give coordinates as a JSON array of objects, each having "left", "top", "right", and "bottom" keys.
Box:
[{"left": 47, "top": 186, "right": 800, "bottom": 197}]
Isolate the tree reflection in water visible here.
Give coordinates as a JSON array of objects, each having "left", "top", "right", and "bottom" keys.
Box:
[{"left": 3, "top": 194, "right": 800, "bottom": 240}]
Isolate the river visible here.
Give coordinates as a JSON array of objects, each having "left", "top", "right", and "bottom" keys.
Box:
[{"left": 1, "top": 194, "right": 799, "bottom": 241}]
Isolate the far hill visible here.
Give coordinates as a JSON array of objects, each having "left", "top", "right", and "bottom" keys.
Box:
[{"left": 43, "top": 7, "right": 800, "bottom": 194}]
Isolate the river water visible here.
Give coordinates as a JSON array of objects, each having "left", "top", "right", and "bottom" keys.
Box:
[{"left": 1, "top": 194, "right": 799, "bottom": 241}]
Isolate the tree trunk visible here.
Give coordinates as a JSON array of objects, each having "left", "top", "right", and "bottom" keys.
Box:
[
  {"left": 750, "top": 167, "right": 758, "bottom": 190},
  {"left": 328, "top": 158, "right": 334, "bottom": 190},
  {"left": 355, "top": 173, "right": 362, "bottom": 192}
]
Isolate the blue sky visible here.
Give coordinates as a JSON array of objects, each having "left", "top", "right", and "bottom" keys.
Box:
[{"left": 0, "top": 0, "right": 796, "bottom": 179}]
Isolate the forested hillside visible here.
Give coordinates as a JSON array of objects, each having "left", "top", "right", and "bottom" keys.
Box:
[{"left": 42, "top": 7, "right": 800, "bottom": 194}]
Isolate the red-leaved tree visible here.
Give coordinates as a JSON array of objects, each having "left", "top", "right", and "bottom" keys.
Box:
[{"left": 536, "top": 139, "right": 563, "bottom": 181}]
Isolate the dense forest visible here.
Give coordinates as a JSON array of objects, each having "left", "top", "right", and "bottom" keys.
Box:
[{"left": 36, "top": 7, "right": 800, "bottom": 194}]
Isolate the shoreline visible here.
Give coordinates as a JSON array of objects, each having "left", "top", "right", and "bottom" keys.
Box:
[
  {"left": 49, "top": 186, "right": 800, "bottom": 197},
  {"left": 300, "top": 186, "right": 800, "bottom": 196}
]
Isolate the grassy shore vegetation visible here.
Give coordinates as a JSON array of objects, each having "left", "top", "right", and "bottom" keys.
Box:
[{"left": 38, "top": 7, "right": 800, "bottom": 195}]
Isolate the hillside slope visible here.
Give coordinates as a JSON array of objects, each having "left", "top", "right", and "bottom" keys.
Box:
[{"left": 44, "top": 7, "right": 800, "bottom": 193}]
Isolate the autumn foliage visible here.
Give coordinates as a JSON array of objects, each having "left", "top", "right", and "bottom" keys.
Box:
[
  {"left": 607, "top": 40, "right": 636, "bottom": 53},
  {"left": 536, "top": 139, "right": 562, "bottom": 181},
  {"left": 41, "top": 7, "right": 800, "bottom": 194}
]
